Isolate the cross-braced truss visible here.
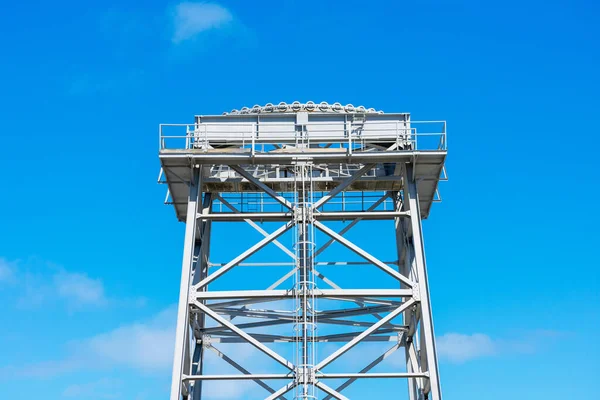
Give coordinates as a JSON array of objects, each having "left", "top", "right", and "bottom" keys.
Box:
[
  {"left": 161, "top": 107, "right": 446, "bottom": 400},
  {"left": 168, "top": 163, "right": 442, "bottom": 400}
]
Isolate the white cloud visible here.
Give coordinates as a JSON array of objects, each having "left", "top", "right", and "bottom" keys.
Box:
[
  {"left": 54, "top": 271, "right": 107, "bottom": 306},
  {"left": 172, "top": 2, "right": 233, "bottom": 43},
  {"left": 8, "top": 306, "right": 176, "bottom": 379},
  {"left": 436, "top": 330, "right": 564, "bottom": 363},
  {"left": 0, "top": 258, "right": 15, "bottom": 282},
  {"left": 16, "top": 268, "right": 109, "bottom": 310},
  {"left": 9, "top": 305, "right": 282, "bottom": 399},
  {"left": 1, "top": 257, "right": 144, "bottom": 310},
  {"left": 436, "top": 333, "right": 496, "bottom": 363},
  {"left": 79, "top": 306, "right": 176, "bottom": 371}
]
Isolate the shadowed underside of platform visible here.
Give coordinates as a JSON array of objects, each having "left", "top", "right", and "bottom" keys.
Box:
[{"left": 159, "top": 150, "right": 446, "bottom": 221}]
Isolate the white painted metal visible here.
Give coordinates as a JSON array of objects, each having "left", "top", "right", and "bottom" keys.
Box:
[
  {"left": 403, "top": 164, "right": 442, "bottom": 400},
  {"left": 163, "top": 104, "right": 446, "bottom": 400},
  {"left": 170, "top": 170, "right": 202, "bottom": 400},
  {"left": 292, "top": 161, "right": 318, "bottom": 400}
]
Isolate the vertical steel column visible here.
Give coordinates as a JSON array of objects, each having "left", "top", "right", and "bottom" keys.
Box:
[
  {"left": 191, "top": 193, "right": 213, "bottom": 400},
  {"left": 403, "top": 164, "right": 442, "bottom": 400},
  {"left": 393, "top": 191, "right": 419, "bottom": 400},
  {"left": 170, "top": 168, "right": 203, "bottom": 400}
]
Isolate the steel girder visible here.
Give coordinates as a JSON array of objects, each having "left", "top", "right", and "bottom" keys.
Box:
[{"left": 169, "top": 162, "right": 443, "bottom": 400}]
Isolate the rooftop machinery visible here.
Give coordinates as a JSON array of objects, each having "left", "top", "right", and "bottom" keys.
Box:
[{"left": 159, "top": 101, "right": 447, "bottom": 400}]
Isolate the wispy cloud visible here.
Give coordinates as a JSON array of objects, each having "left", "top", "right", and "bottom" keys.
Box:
[
  {"left": 436, "top": 330, "right": 563, "bottom": 363},
  {"left": 436, "top": 333, "right": 496, "bottom": 362},
  {"left": 54, "top": 271, "right": 107, "bottom": 306},
  {"left": 171, "top": 2, "right": 234, "bottom": 43},
  {"left": 0, "top": 258, "right": 16, "bottom": 282},
  {"left": 5, "top": 304, "right": 277, "bottom": 399},
  {"left": 7, "top": 306, "right": 176, "bottom": 379},
  {"left": 18, "top": 268, "right": 108, "bottom": 309},
  {"left": 1, "top": 257, "right": 143, "bottom": 310},
  {"left": 80, "top": 306, "right": 176, "bottom": 371}
]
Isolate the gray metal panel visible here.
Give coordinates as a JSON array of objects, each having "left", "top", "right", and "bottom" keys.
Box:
[{"left": 191, "top": 111, "right": 411, "bottom": 146}]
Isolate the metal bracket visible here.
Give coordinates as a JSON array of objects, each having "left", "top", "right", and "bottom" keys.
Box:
[
  {"left": 295, "top": 367, "right": 315, "bottom": 384},
  {"left": 201, "top": 334, "right": 212, "bottom": 348},
  {"left": 412, "top": 285, "right": 421, "bottom": 301}
]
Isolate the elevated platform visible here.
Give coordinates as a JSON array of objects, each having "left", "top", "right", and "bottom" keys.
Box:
[{"left": 158, "top": 103, "right": 447, "bottom": 221}]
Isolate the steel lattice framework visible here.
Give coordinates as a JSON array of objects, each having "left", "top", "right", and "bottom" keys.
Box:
[{"left": 159, "top": 102, "right": 447, "bottom": 400}]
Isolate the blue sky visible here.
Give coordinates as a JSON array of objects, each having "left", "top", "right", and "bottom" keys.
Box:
[{"left": 1, "top": 0, "right": 599, "bottom": 399}]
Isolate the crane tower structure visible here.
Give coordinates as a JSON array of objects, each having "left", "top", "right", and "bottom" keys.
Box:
[{"left": 159, "top": 101, "right": 447, "bottom": 400}]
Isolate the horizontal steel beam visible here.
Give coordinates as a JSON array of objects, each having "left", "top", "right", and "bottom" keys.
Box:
[
  {"left": 316, "top": 261, "right": 399, "bottom": 266},
  {"left": 197, "top": 211, "right": 409, "bottom": 221},
  {"left": 198, "top": 319, "right": 289, "bottom": 334},
  {"left": 159, "top": 150, "right": 446, "bottom": 165},
  {"left": 318, "top": 304, "right": 397, "bottom": 318},
  {"left": 207, "top": 261, "right": 399, "bottom": 267},
  {"left": 208, "top": 262, "right": 296, "bottom": 268},
  {"left": 203, "top": 175, "right": 404, "bottom": 183},
  {"left": 183, "top": 374, "right": 291, "bottom": 381},
  {"left": 209, "top": 335, "right": 402, "bottom": 344},
  {"left": 318, "top": 372, "right": 429, "bottom": 379},
  {"left": 202, "top": 315, "right": 404, "bottom": 332},
  {"left": 193, "top": 289, "right": 413, "bottom": 300}
]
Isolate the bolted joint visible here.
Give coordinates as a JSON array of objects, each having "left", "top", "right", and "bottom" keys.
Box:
[
  {"left": 188, "top": 289, "right": 199, "bottom": 311},
  {"left": 188, "top": 285, "right": 201, "bottom": 301},
  {"left": 293, "top": 205, "right": 314, "bottom": 223},
  {"left": 201, "top": 334, "right": 212, "bottom": 349},
  {"left": 412, "top": 285, "right": 420, "bottom": 301},
  {"left": 293, "top": 206, "right": 301, "bottom": 223},
  {"left": 397, "top": 332, "right": 405, "bottom": 344},
  {"left": 294, "top": 366, "right": 315, "bottom": 384}
]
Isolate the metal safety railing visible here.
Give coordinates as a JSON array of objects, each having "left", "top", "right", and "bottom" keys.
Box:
[
  {"left": 158, "top": 120, "right": 447, "bottom": 153},
  {"left": 206, "top": 192, "right": 395, "bottom": 214}
]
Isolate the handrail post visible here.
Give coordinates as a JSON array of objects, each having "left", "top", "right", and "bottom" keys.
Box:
[
  {"left": 204, "top": 124, "right": 208, "bottom": 153},
  {"left": 443, "top": 121, "right": 447, "bottom": 149},
  {"left": 251, "top": 123, "right": 256, "bottom": 157},
  {"left": 159, "top": 124, "right": 163, "bottom": 150},
  {"left": 348, "top": 130, "right": 352, "bottom": 156},
  {"left": 413, "top": 127, "right": 418, "bottom": 150}
]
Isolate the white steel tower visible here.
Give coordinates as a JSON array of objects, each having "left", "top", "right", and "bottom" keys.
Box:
[{"left": 159, "top": 101, "right": 447, "bottom": 400}]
